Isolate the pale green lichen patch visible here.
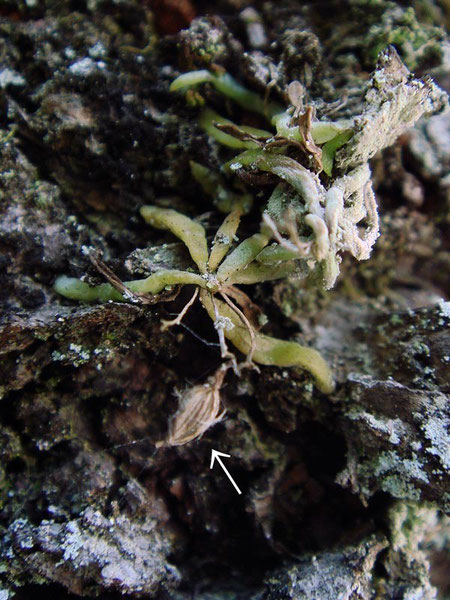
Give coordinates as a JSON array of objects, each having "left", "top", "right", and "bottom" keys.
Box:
[
  {"left": 6, "top": 508, "right": 180, "bottom": 594},
  {"left": 373, "top": 451, "right": 429, "bottom": 501},
  {"left": 375, "top": 451, "right": 429, "bottom": 483},
  {"left": 382, "top": 501, "right": 443, "bottom": 598},
  {"left": 346, "top": 408, "right": 406, "bottom": 445},
  {"left": 339, "top": 372, "right": 449, "bottom": 511},
  {"left": 363, "top": 5, "right": 445, "bottom": 70},
  {"left": 423, "top": 420, "right": 450, "bottom": 470},
  {"left": 418, "top": 408, "right": 450, "bottom": 471}
]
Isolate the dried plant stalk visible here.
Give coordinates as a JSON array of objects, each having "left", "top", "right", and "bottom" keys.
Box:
[{"left": 156, "top": 367, "right": 227, "bottom": 447}]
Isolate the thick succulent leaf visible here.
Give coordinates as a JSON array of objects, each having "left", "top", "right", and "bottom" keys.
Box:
[
  {"left": 272, "top": 111, "right": 351, "bottom": 146},
  {"left": 169, "top": 70, "right": 214, "bottom": 91},
  {"left": 140, "top": 206, "right": 209, "bottom": 274},
  {"left": 190, "top": 160, "right": 253, "bottom": 214},
  {"left": 229, "top": 260, "right": 299, "bottom": 285},
  {"left": 54, "top": 271, "right": 207, "bottom": 302},
  {"left": 208, "top": 208, "right": 243, "bottom": 272},
  {"left": 216, "top": 232, "right": 270, "bottom": 284},
  {"left": 199, "top": 109, "right": 262, "bottom": 149},
  {"left": 321, "top": 129, "right": 353, "bottom": 175},
  {"left": 171, "top": 70, "right": 282, "bottom": 118},
  {"left": 226, "top": 150, "right": 324, "bottom": 216},
  {"left": 256, "top": 244, "right": 301, "bottom": 263},
  {"left": 200, "top": 292, "right": 334, "bottom": 394},
  {"left": 199, "top": 109, "right": 271, "bottom": 149}
]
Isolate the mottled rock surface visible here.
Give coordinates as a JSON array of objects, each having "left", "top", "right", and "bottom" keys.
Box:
[{"left": 0, "top": 1, "right": 449, "bottom": 599}]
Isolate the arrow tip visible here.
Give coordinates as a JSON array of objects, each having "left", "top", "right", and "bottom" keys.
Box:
[{"left": 210, "top": 448, "right": 231, "bottom": 469}]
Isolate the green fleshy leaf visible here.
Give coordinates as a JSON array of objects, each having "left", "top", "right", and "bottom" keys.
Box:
[
  {"left": 140, "top": 206, "right": 209, "bottom": 274},
  {"left": 217, "top": 232, "right": 270, "bottom": 284},
  {"left": 200, "top": 291, "right": 334, "bottom": 394},
  {"left": 171, "top": 70, "right": 283, "bottom": 118},
  {"left": 322, "top": 130, "right": 354, "bottom": 176},
  {"left": 54, "top": 271, "right": 208, "bottom": 302}
]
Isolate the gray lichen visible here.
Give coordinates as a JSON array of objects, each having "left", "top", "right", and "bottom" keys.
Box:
[
  {"left": 4, "top": 507, "right": 180, "bottom": 596},
  {"left": 336, "top": 46, "right": 448, "bottom": 170},
  {"left": 262, "top": 536, "right": 388, "bottom": 599},
  {"left": 337, "top": 373, "right": 449, "bottom": 509},
  {"left": 0, "top": 1, "right": 449, "bottom": 598}
]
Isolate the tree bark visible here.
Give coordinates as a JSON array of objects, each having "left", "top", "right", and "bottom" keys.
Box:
[{"left": 0, "top": 1, "right": 449, "bottom": 598}]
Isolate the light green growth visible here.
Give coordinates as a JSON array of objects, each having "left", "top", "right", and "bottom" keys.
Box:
[
  {"left": 140, "top": 206, "right": 208, "bottom": 274},
  {"left": 171, "top": 49, "right": 446, "bottom": 289},
  {"left": 322, "top": 129, "right": 354, "bottom": 176},
  {"left": 208, "top": 207, "right": 243, "bottom": 271},
  {"left": 198, "top": 109, "right": 271, "bottom": 149},
  {"left": 226, "top": 150, "right": 323, "bottom": 214},
  {"left": 305, "top": 121, "right": 347, "bottom": 144},
  {"left": 170, "top": 69, "right": 215, "bottom": 91},
  {"left": 55, "top": 203, "right": 334, "bottom": 395},
  {"left": 171, "top": 69, "right": 354, "bottom": 175},
  {"left": 170, "top": 70, "right": 282, "bottom": 118},
  {"left": 55, "top": 276, "right": 125, "bottom": 302},
  {"left": 55, "top": 48, "right": 447, "bottom": 444},
  {"left": 200, "top": 292, "right": 334, "bottom": 394},
  {"left": 364, "top": 5, "right": 444, "bottom": 70},
  {"left": 216, "top": 231, "right": 270, "bottom": 283},
  {"left": 228, "top": 260, "right": 298, "bottom": 285},
  {"left": 189, "top": 160, "right": 220, "bottom": 196},
  {"left": 256, "top": 244, "right": 300, "bottom": 264},
  {"left": 272, "top": 110, "right": 352, "bottom": 158},
  {"left": 54, "top": 270, "right": 208, "bottom": 301}
]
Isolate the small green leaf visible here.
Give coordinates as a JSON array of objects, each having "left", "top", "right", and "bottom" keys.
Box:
[
  {"left": 169, "top": 70, "right": 214, "bottom": 92},
  {"left": 256, "top": 244, "right": 300, "bottom": 263},
  {"left": 170, "top": 69, "right": 282, "bottom": 119},
  {"left": 322, "top": 129, "right": 353, "bottom": 176},
  {"left": 200, "top": 292, "right": 334, "bottom": 393},
  {"left": 199, "top": 109, "right": 264, "bottom": 149},
  {"left": 226, "top": 150, "right": 321, "bottom": 214},
  {"left": 217, "top": 232, "right": 270, "bottom": 284},
  {"left": 208, "top": 208, "right": 243, "bottom": 272},
  {"left": 140, "top": 206, "right": 209, "bottom": 274},
  {"left": 229, "top": 260, "right": 298, "bottom": 284},
  {"left": 54, "top": 271, "right": 208, "bottom": 302}
]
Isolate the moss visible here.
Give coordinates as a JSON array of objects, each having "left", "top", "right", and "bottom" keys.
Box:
[{"left": 364, "top": 5, "right": 445, "bottom": 69}]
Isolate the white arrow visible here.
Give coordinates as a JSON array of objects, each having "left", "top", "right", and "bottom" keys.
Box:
[{"left": 210, "top": 449, "right": 242, "bottom": 495}]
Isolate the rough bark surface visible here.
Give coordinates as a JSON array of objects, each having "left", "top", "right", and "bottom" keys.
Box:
[{"left": 0, "top": 1, "right": 449, "bottom": 599}]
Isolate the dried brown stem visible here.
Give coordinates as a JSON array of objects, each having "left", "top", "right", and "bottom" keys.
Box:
[
  {"left": 90, "top": 251, "right": 179, "bottom": 304},
  {"left": 211, "top": 293, "right": 239, "bottom": 375},
  {"left": 220, "top": 291, "right": 259, "bottom": 372},
  {"left": 160, "top": 287, "right": 199, "bottom": 331}
]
